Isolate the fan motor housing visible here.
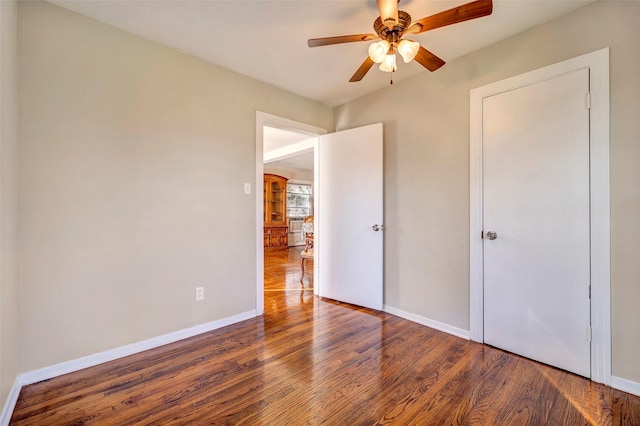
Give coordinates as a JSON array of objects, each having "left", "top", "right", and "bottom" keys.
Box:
[{"left": 374, "top": 10, "right": 411, "bottom": 41}]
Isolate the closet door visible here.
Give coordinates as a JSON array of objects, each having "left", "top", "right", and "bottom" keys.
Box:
[{"left": 483, "top": 69, "right": 591, "bottom": 377}]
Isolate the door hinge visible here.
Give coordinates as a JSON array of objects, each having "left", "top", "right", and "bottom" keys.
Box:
[
  {"left": 586, "top": 92, "right": 591, "bottom": 110},
  {"left": 589, "top": 285, "right": 591, "bottom": 299},
  {"left": 587, "top": 326, "right": 592, "bottom": 342}
]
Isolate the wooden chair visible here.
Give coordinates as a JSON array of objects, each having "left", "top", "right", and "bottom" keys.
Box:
[
  {"left": 300, "top": 215, "right": 314, "bottom": 284},
  {"left": 304, "top": 233, "right": 314, "bottom": 251},
  {"left": 301, "top": 215, "right": 314, "bottom": 250},
  {"left": 300, "top": 248, "right": 313, "bottom": 282}
]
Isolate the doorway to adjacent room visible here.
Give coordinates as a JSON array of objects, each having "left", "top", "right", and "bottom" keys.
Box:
[
  {"left": 256, "top": 112, "right": 325, "bottom": 314},
  {"left": 263, "top": 128, "right": 316, "bottom": 300}
]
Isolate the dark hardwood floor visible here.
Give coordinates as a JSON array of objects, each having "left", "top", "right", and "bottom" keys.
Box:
[{"left": 11, "top": 247, "right": 640, "bottom": 425}]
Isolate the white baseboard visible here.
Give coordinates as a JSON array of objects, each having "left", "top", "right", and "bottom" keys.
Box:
[
  {"left": 383, "top": 305, "right": 470, "bottom": 340},
  {"left": 20, "top": 309, "right": 256, "bottom": 386},
  {"left": 611, "top": 375, "right": 640, "bottom": 397},
  {"left": 2, "top": 310, "right": 256, "bottom": 423},
  {"left": 0, "top": 377, "right": 22, "bottom": 426}
]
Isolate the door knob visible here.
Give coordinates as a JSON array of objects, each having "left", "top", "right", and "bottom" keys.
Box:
[
  {"left": 372, "top": 224, "right": 380, "bottom": 231},
  {"left": 486, "top": 231, "right": 498, "bottom": 240}
]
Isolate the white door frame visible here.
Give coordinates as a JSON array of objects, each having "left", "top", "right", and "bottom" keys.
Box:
[
  {"left": 469, "top": 48, "right": 610, "bottom": 384},
  {"left": 255, "top": 112, "right": 327, "bottom": 315}
]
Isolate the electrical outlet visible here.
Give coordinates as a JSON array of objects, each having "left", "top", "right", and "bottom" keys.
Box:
[{"left": 195, "top": 287, "right": 204, "bottom": 301}]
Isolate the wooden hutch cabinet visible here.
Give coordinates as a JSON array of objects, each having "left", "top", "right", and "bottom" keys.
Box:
[{"left": 264, "top": 174, "right": 288, "bottom": 249}]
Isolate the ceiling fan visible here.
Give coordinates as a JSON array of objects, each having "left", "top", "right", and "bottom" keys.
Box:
[{"left": 308, "top": 0, "right": 493, "bottom": 82}]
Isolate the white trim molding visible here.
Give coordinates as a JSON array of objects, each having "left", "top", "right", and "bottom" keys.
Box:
[
  {"left": 611, "top": 376, "right": 640, "bottom": 398},
  {"left": 264, "top": 140, "right": 314, "bottom": 163},
  {"left": 469, "top": 48, "right": 610, "bottom": 384},
  {"left": 255, "top": 112, "right": 327, "bottom": 314},
  {"left": 20, "top": 310, "right": 256, "bottom": 386},
  {"left": 384, "top": 305, "right": 470, "bottom": 341},
  {"left": 0, "top": 377, "right": 21, "bottom": 426}
]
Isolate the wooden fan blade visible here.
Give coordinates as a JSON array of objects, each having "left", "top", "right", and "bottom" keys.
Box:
[
  {"left": 413, "top": 46, "right": 445, "bottom": 72},
  {"left": 377, "top": 0, "right": 399, "bottom": 30},
  {"left": 405, "top": 0, "right": 493, "bottom": 34},
  {"left": 308, "top": 34, "right": 377, "bottom": 47},
  {"left": 349, "top": 57, "right": 375, "bottom": 82}
]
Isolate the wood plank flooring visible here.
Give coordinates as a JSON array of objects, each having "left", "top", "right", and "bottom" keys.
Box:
[
  {"left": 11, "top": 247, "right": 640, "bottom": 425},
  {"left": 264, "top": 245, "right": 313, "bottom": 291}
]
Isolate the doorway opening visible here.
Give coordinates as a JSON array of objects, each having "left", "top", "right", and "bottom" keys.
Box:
[
  {"left": 264, "top": 128, "right": 315, "bottom": 303},
  {"left": 255, "top": 112, "right": 326, "bottom": 315}
]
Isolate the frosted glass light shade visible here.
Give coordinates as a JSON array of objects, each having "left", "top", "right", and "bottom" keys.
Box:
[
  {"left": 397, "top": 40, "right": 420, "bottom": 63},
  {"left": 379, "top": 54, "right": 397, "bottom": 73},
  {"left": 368, "top": 40, "right": 390, "bottom": 63}
]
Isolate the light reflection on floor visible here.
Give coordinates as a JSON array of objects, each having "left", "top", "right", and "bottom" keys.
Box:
[{"left": 264, "top": 246, "right": 313, "bottom": 291}]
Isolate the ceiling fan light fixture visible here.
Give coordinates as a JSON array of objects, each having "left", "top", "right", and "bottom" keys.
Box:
[
  {"left": 308, "top": 0, "right": 494, "bottom": 82},
  {"left": 379, "top": 53, "right": 397, "bottom": 73},
  {"left": 368, "top": 40, "right": 390, "bottom": 63},
  {"left": 397, "top": 39, "right": 420, "bottom": 63}
]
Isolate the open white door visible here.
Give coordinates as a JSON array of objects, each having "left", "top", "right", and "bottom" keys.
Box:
[{"left": 316, "top": 123, "right": 383, "bottom": 310}]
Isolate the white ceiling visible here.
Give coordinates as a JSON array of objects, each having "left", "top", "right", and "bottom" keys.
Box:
[
  {"left": 264, "top": 126, "right": 316, "bottom": 172},
  {"left": 50, "top": 0, "right": 596, "bottom": 107},
  {"left": 263, "top": 126, "right": 316, "bottom": 153},
  {"left": 267, "top": 151, "right": 315, "bottom": 172}
]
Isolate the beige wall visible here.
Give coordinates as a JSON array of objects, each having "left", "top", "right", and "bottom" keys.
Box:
[
  {"left": 335, "top": 1, "right": 640, "bottom": 382},
  {"left": 18, "top": 1, "right": 333, "bottom": 371},
  {"left": 0, "top": 0, "right": 20, "bottom": 404}
]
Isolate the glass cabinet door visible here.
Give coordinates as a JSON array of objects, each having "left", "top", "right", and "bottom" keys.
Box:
[
  {"left": 264, "top": 174, "right": 288, "bottom": 226},
  {"left": 263, "top": 178, "right": 267, "bottom": 223},
  {"left": 270, "top": 180, "right": 285, "bottom": 224},
  {"left": 264, "top": 174, "right": 289, "bottom": 248}
]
